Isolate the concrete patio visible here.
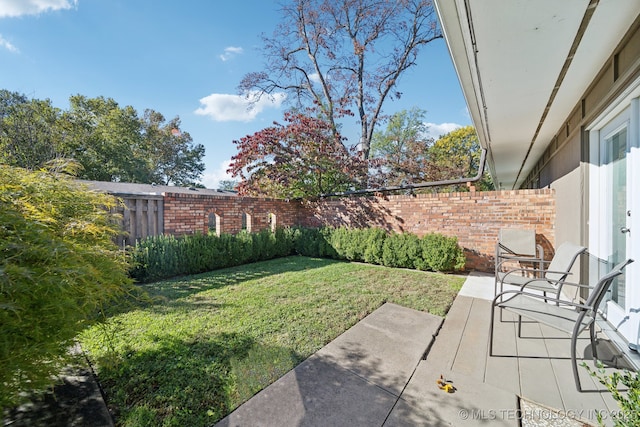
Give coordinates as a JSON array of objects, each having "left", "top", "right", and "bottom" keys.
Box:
[{"left": 216, "top": 272, "right": 636, "bottom": 427}]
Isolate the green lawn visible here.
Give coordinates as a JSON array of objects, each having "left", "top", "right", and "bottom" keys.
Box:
[{"left": 79, "top": 256, "right": 465, "bottom": 426}]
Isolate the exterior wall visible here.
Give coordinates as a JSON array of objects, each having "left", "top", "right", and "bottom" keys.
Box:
[
  {"left": 301, "top": 189, "right": 555, "bottom": 272},
  {"left": 524, "top": 15, "right": 640, "bottom": 193},
  {"left": 521, "top": 14, "right": 640, "bottom": 257},
  {"left": 156, "top": 189, "right": 555, "bottom": 273},
  {"left": 163, "top": 192, "right": 304, "bottom": 236}
]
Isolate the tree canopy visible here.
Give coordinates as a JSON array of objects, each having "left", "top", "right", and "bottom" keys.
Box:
[
  {"left": 430, "top": 125, "right": 493, "bottom": 191},
  {"left": 228, "top": 111, "right": 367, "bottom": 198},
  {"left": 240, "top": 0, "right": 442, "bottom": 160},
  {"left": 370, "top": 107, "right": 435, "bottom": 186},
  {"left": 371, "top": 112, "right": 493, "bottom": 191},
  {"left": 0, "top": 90, "right": 205, "bottom": 186}
]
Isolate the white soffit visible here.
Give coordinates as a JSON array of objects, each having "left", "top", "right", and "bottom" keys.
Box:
[{"left": 435, "top": 0, "right": 640, "bottom": 189}]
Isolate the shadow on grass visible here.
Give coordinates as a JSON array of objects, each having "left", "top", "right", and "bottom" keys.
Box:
[
  {"left": 100, "top": 256, "right": 344, "bottom": 319},
  {"left": 141, "top": 256, "right": 344, "bottom": 301},
  {"left": 94, "top": 333, "right": 302, "bottom": 426}
]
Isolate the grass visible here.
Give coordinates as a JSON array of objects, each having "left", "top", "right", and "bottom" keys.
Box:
[{"left": 79, "top": 256, "right": 465, "bottom": 426}]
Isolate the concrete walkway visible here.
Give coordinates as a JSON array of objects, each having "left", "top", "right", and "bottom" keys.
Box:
[
  {"left": 216, "top": 302, "right": 447, "bottom": 426},
  {"left": 216, "top": 281, "right": 519, "bottom": 426}
]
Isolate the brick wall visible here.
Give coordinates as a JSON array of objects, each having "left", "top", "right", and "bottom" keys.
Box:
[
  {"left": 160, "top": 189, "right": 555, "bottom": 273},
  {"left": 163, "top": 192, "right": 304, "bottom": 236},
  {"left": 301, "top": 189, "right": 556, "bottom": 271}
]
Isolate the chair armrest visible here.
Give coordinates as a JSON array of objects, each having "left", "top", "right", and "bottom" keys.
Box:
[
  {"left": 496, "top": 257, "right": 546, "bottom": 274},
  {"left": 498, "top": 254, "right": 545, "bottom": 262},
  {"left": 499, "top": 268, "right": 570, "bottom": 285},
  {"left": 494, "top": 289, "right": 591, "bottom": 311}
]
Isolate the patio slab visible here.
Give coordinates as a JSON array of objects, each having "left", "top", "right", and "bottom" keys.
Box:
[
  {"left": 386, "top": 363, "right": 518, "bottom": 426},
  {"left": 216, "top": 303, "right": 443, "bottom": 426},
  {"left": 215, "top": 353, "right": 398, "bottom": 427}
]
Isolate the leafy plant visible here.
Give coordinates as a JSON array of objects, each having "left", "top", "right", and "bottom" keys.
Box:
[
  {"left": 0, "top": 165, "right": 133, "bottom": 410},
  {"left": 228, "top": 111, "right": 367, "bottom": 198},
  {"left": 129, "top": 228, "right": 298, "bottom": 283},
  {"left": 585, "top": 363, "right": 640, "bottom": 426},
  {"left": 420, "top": 233, "right": 466, "bottom": 272}
]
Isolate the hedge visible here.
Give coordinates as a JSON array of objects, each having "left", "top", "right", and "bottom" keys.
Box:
[{"left": 129, "top": 226, "right": 465, "bottom": 282}]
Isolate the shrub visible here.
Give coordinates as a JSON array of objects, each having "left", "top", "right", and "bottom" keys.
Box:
[
  {"left": 585, "top": 363, "right": 640, "bottom": 426},
  {"left": 296, "top": 226, "right": 465, "bottom": 272},
  {"left": 292, "top": 226, "right": 336, "bottom": 258},
  {"left": 381, "top": 232, "right": 422, "bottom": 269},
  {"left": 420, "top": 233, "right": 466, "bottom": 272},
  {"left": 130, "top": 228, "right": 298, "bottom": 283},
  {"left": 363, "top": 228, "right": 387, "bottom": 265},
  {"left": 0, "top": 165, "right": 133, "bottom": 410},
  {"left": 130, "top": 226, "right": 465, "bottom": 283}
]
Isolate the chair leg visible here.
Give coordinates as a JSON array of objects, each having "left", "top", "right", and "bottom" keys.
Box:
[
  {"left": 517, "top": 315, "right": 523, "bottom": 337},
  {"left": 571, "top": 328, "right": 583, "bottom": 392},
  {"left": 589, "top": 322, "right": 598, "bottom": 362},
  {"left": 489, "top": 304, "right": 496, "bottom": 356}
]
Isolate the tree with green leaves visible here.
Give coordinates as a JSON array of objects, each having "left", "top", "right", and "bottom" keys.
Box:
[
  {"left": 140, "top": 109, "right": 205, "bottom": 186},
  {"left": 370, "top": 107, "right": 436, "bottom": 186},
  {"left": 0, "top": 90, "right": 62, "bottom": 170},
  {"left": 0, "top": 90, "right": 206, "bottom": 185},
  {"left": 430, "top": 125, "right": 493, "bottom": 191},
  {"left": 0, "top": 164, "right": 134, "bottom": 410},
  {"left": 61, "top": 95, "right": 147, "bottom": 182},
  {"left": 371, "top": 113, "right": 492, "bottom": 191}
]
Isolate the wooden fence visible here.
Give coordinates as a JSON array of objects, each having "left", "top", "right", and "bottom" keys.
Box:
[{"left": 113, "top": 194, "right": 164, "bottom": 247}]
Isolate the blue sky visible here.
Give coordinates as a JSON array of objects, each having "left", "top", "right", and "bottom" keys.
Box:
[{"left": 0, "top": 0, "right": 471, "bottom": 188}]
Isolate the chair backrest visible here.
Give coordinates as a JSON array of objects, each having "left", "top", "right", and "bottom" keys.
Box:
[
  {"left": 498, "top": 228, "right": 537, "bottom": 256},
  {"left": 585, "top": 259, "right": 634, "bottom": 310},
  {"left": 544, "top": 242, "right": 587, "bottom": 283}
]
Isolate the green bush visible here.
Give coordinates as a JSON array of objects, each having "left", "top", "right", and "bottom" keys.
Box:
[
  {"left": 130, "top": 228, "right": 298, "bottom": 283},
  {"left": 0, "top": 165, "right": 133, "bottom": 410},
  {"left": 585, "top": 363, "right": 640, "bottom": 426},
  {"left": 297, "top": 226, "right": 465, "bottom": 272},
  {"left": 421, "top": 233, "right": 466, "bottom": 272},
  {"left": 130, "top": 226, "right": 466, "bottom": 283},
  {"left": 292, "top": 226, "right": 336, "bottom": 258},
  {"left": 387, "top": 232, "right": 423, "bottom": 269},
  {"left": 363, "top": 228, "right": 387, "bottom": 265}
]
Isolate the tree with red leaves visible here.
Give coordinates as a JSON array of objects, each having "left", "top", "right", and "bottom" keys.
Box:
[
  {"left": 228, "top": 112, "right": 367, "bottom": 198},
  {"left": 239, "top": 0, "right": 442, "bottom": 160}
]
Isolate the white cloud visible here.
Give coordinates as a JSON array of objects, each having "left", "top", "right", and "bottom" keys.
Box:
[
  {"left": 308, "top": 72, "right": 321, "bottom": 84},
  {"left": 195, "top": 91, "right": 286, "bottom": 122},
  {"left": 201, "top": 160, "right": 234, "bottom": 189},
  {"left": 424, "top": 122, "right": 463, "bottom": 140},
  {"left": 0, "top": 0, "right": 77, "bottom": 18},
  {"left": 0, "top": 34, "right": 18, "bottom": 52},
  {"left": 219, "top": 46, "right": 243, "bottom": 62}
]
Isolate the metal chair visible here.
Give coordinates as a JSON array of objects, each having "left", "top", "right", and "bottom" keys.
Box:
[
  {"left": 496, "top": 241, "right": 587, "bottom": 298},
  {"left": 489, "top": 258, "right": 634, "bottom": 391},
  {"left": 495, "top": 228, "right": 544, "bottom": 295}
]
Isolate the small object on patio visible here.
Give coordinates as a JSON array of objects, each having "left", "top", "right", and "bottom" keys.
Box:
[{"left": 436, "top": 374, "right": 456, "bottom": 393}]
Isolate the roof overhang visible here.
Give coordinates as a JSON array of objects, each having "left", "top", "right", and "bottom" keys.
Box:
[{"left": 434, "top": 0, "right": 640, "bottom": 189}]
